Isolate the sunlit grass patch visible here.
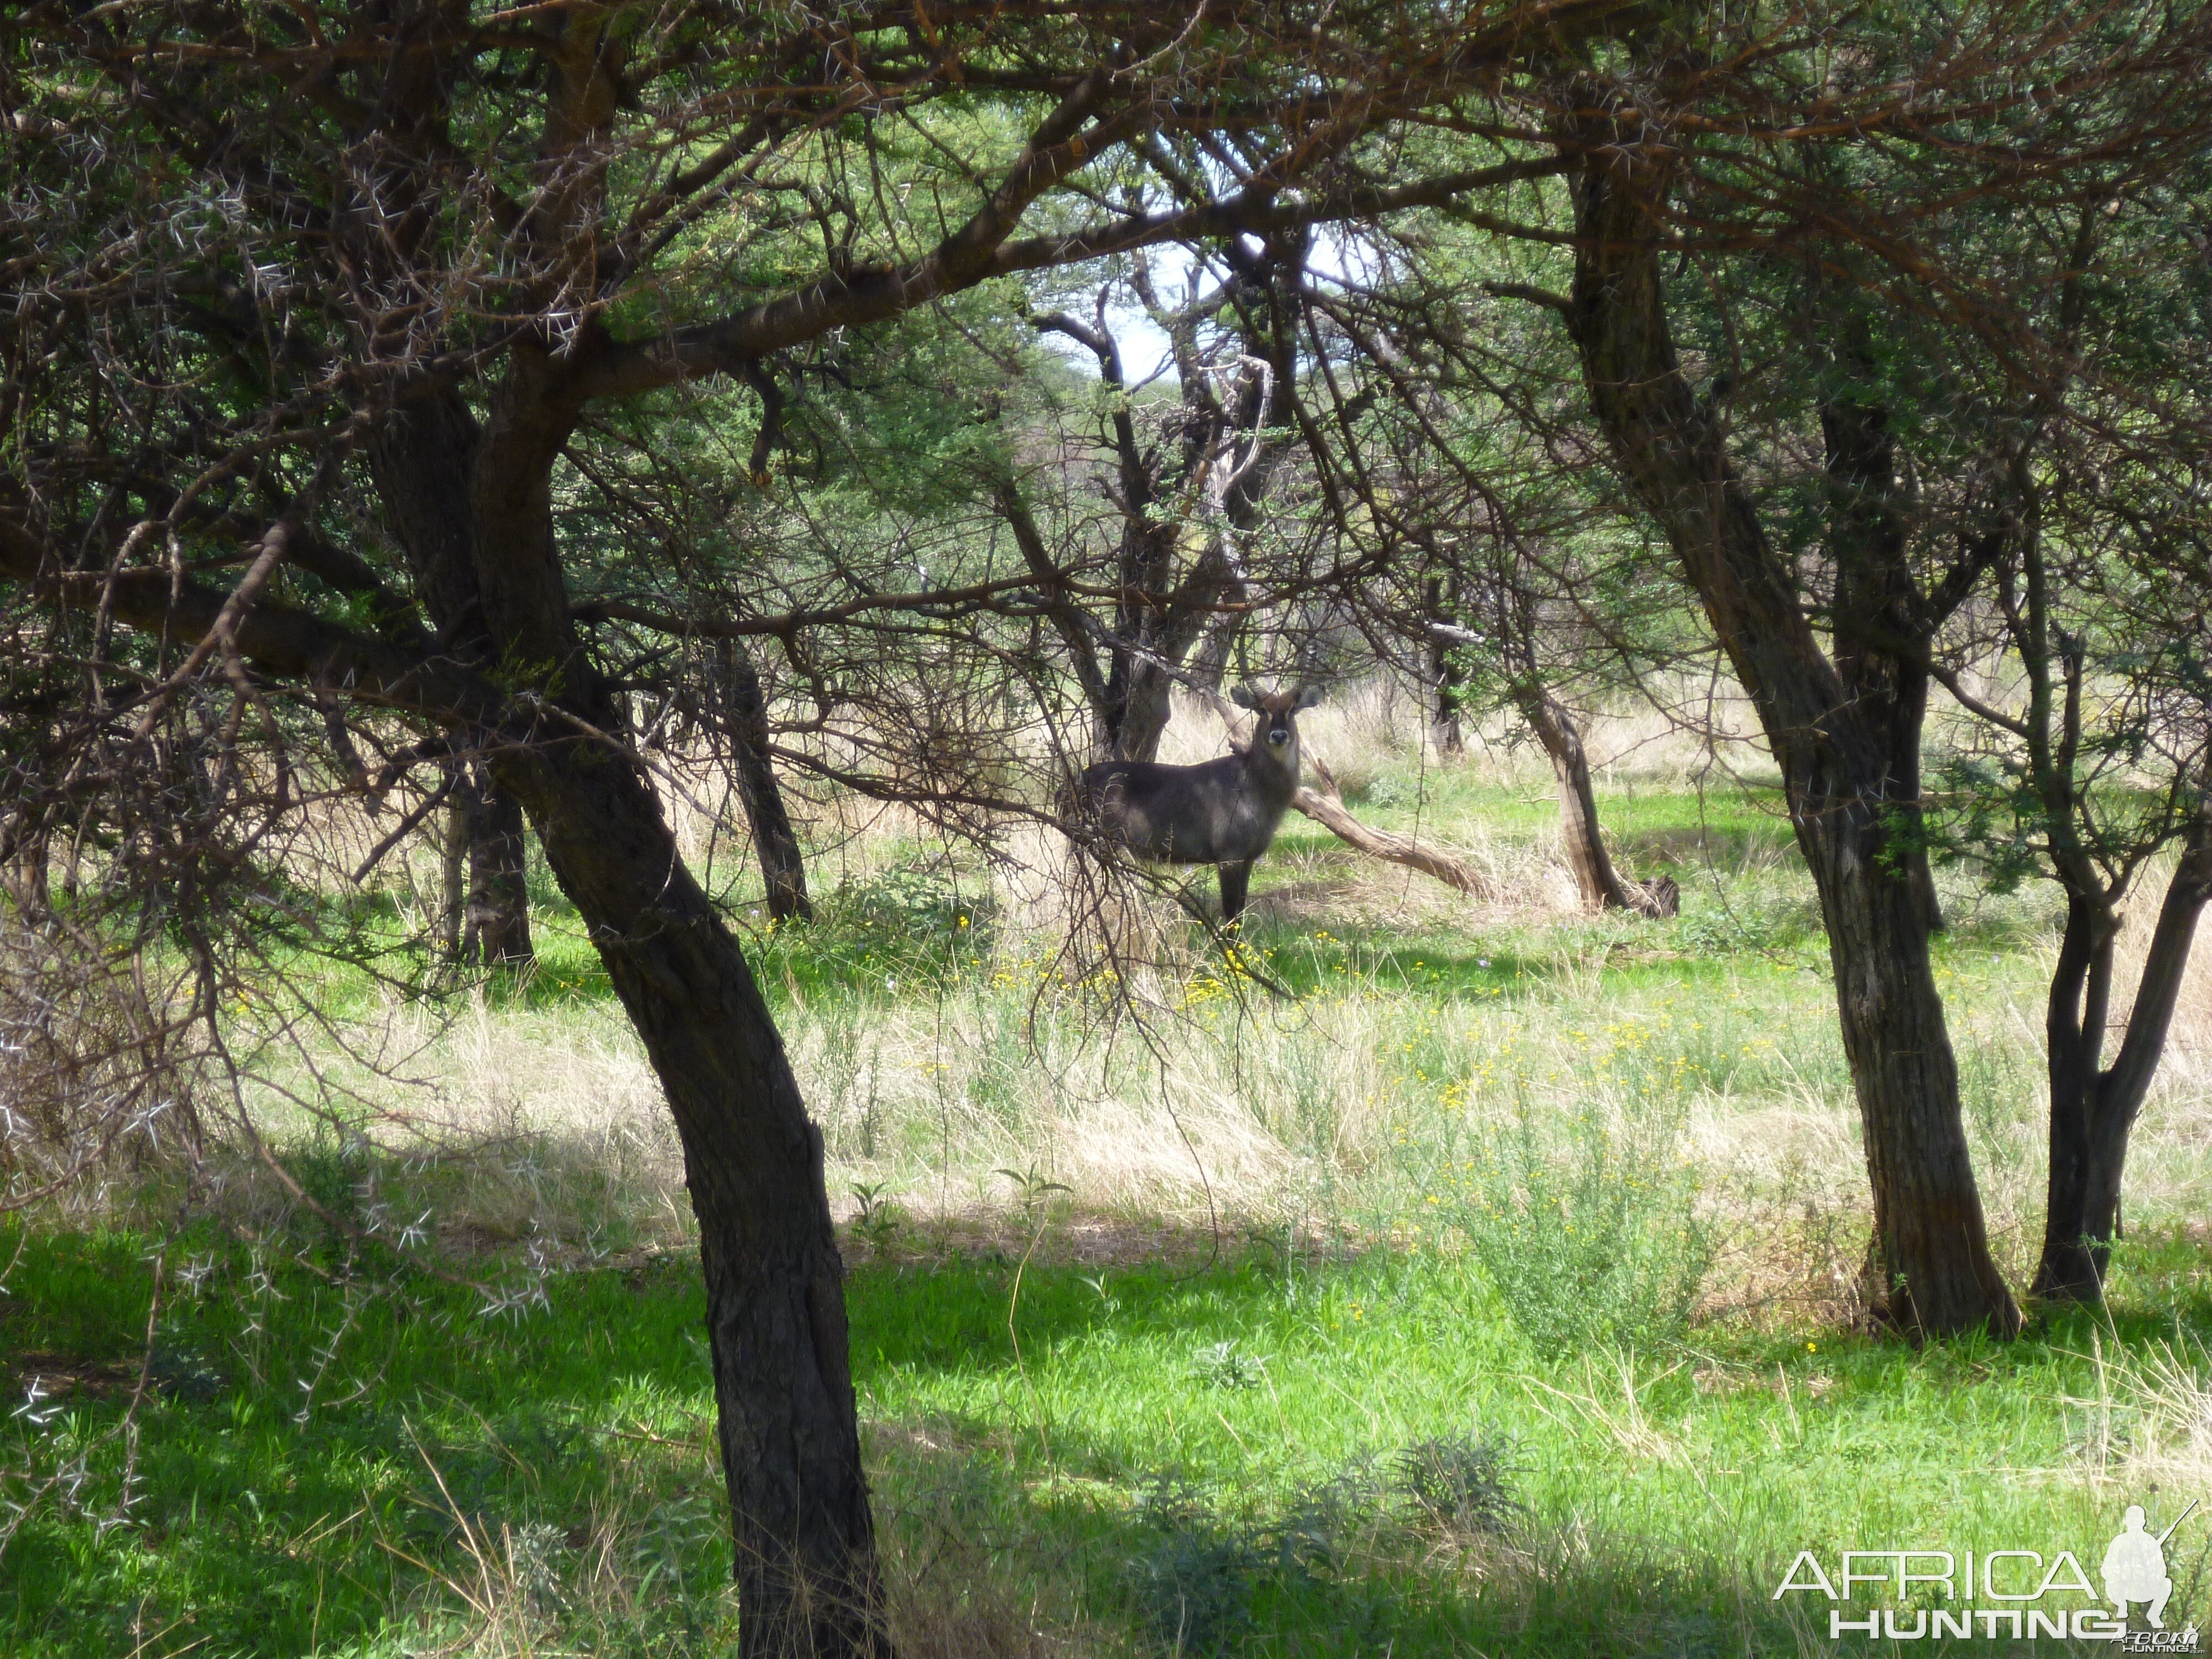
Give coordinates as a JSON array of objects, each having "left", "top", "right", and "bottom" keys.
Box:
[
  {"left": 5, "top": 1204, "right": 2211, "bottom": 1656},
  {"left": 11, "top": 707, "right": 2212, "bottom": 1653}
]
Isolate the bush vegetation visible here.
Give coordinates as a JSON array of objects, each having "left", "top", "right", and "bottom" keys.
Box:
[{"left": 6, "top": 701, "right": 2210, "bottom": 1655}]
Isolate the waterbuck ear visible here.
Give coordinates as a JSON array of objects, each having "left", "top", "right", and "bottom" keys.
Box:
[
  {"left": 1229, "top": 685, "right": 1258, "bottom": 709},
  {"left": 1292, "top": 684, "right": 1323, "bottom": 711}
]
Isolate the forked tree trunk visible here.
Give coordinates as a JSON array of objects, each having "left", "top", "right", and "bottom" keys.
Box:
[
  {"left": 1093, "top": 255, "right": 1294, "bottom": 766},
  {"left": 1111, "top": 526, "right": 1266, "bottom": 765},
  {"left": 1516, "top": 690, "right": 1674, "bottom": 918},
  {"left": 1564, "top": 139, "right": 2019, "bottom": 1335},
  {"left": 1188, "top": 608, "right": 1243, "bottom": 702},
  {"left": 718, "top": 641, "right": 813, "bottom": 923},
  {"left": 466, "top": 364, "right": 885, "bottom": 1655},
  {"left": 1114, "top": 665, "right": 1178, "bottom": 763},
  {"left": 2035, "top": 816, "right": 2212, "bottom": 1300}
]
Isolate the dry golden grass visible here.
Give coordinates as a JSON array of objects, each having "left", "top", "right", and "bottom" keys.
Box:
[
  {"left": 167, "top": 675, "right": 2212, "bottom": 1337},
  {"left": 2117, "top": 855, "right": 2212, "bottom": 1214},
  {"left": 2063, "top": 1328, "right": 2212, "bottom": 1497}
]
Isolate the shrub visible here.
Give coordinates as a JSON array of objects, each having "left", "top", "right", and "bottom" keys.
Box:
[
  {"left": 1122, "top": 1438, "right": 1527, "bottom": 1653},
  {"left": 1392, "top": 1434, "right": 1522, "bottom": 1536},
  {"left": 830, "top": 862, "right": 993, "bottom": 948},
  {"left": 0, "top": 922, "right": 208, "bottom": 1206},
  {"left": 1455, "top": 1101, "right": 1712, "bottom": 1352}
]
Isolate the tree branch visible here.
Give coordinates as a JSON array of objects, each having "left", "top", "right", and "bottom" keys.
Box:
[
  {"left": 578, "top": 155, "right": 1568, "bottom": 399},
  {"left": 0, "top": 511, "right": 509, "bottom": 732}
]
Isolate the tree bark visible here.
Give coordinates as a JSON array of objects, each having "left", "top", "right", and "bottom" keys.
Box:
[
  {"left": 1563, "top": 139, "right": 2018, "bottom": 1335},
  {"left": 1114, "top": 656, "right": 1180, "bottom": 763},
  {"left": 1291, "top": 776, "right": 1488, "bottom": 896},
  {"left": 1, "top": 815, "right": 49, "bottom": 919},
  {"left": 1516, "top": 690, "right": 1673, "bottom": 917},
  {"left": 1425, "top": 576, "right": 1466, "bottom": 755},
  {"left": 461, "top": 770, "right": 534, "bottom": 966},
  {"left": 369, "top": 392, "right": 536, "bottom": 969},
  {"left": 464, "top": 356, "right": 885, "bottom": 1654},
  {"left": 1188, "top": 606, "right": 1244, "bottom": 701},
  {"left": 1048, "top": 251, "right": 1296, "bottom": 765},
  {"left": 505, "top": 739, "right": 882, "bottom": 1654},
  {"left": 440, "top": 780, "right": 467, "bottom": 961},
  {"left": 719, "top": 641, "right": 813, "bottom": 923},
  {"left": 2, "top": 380, "right": 892, "bottom": 1655},
  {"left": 2034, "top": 808, "right": 2212, "bottom": 1300}
]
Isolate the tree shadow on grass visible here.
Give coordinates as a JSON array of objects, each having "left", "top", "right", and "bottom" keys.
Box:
[
  {"left": 852, "top": 1248, "right": 1793, "bottom": 1653},
  {"left": 2037, "top": 1226, "right": 2212, "bottom": 1345},
  {"left": 6, "top": 1231, "right": 1374, "bottom": 1656},
  {"left": 870, "top": 1408, "right": 1792, "bottom": 1658},
  {"left": 19, "top": 1219, "right": 2211, "bottom": 1657}
]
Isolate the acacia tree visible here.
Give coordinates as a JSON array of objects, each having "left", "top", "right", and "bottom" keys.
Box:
[
  {"left": 1286, "top": 246, "right": 1696, "bottom": 917},
  {"left": 0, "top": 3, "right": 1599, "bottom": 1646},
  {"left": 11, "top": 11, "right": 2210, "bottom": 1648},
  {"left": 985, "top": 253, "right": 1495, "bottom": 902},
  {"left": 996, "top": 239, "right": 1309, "bottom": 764},
  {"left": 1538, "top": 8, "right": 2212, "bottom": 1331},
  {"left": 1964, "top": 496, "right": 2212, "bottom": 1304},
  {"left": 1916, "top": 186, "right": 2212, "bottom": 1301}
]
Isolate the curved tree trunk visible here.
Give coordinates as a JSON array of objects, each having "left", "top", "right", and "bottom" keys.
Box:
[
  {"left": 506, "top": 739, "right": 880, "bottom": 1653},
  {"left": 1036, "top": 252, "right": 1296, "bottom": 767},
  {"left": 1516, "top": 690, "right": 1674, "bottom": 918},
  {"left": 466, "top": 361, "right": 885, "bottom": 1655},
  {"left": 370, "top": 393, "right": 535, "bottom": 970},
  {"left": 1291, "top": 773, "right": 1488, "bottom": 896},
  {"left": 17, "top": 387, "right": 891, "bottom": 1653},
  {"left": 355, "top": 357, "right": 888, "bottom": 1650},
  {"left": 718, "top": 641, "right": 813, "bottom": 923},
  {"left": 1564, "top": 139, "right": 2018, "bottom": 1336},
  {"left": 1188, "top": 606, "right": 1244, "bottom": 701}
]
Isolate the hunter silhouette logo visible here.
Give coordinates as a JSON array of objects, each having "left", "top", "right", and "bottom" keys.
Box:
[{"left": 2105, "top": 1501, "right": 2194, "bottom": 1632}]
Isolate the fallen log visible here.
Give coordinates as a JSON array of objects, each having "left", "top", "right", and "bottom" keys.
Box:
[{"left": 1291, "top": 759, "right": 1490, "bottom": 898}]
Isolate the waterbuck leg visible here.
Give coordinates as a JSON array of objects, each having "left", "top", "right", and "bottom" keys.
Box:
[{"left": 1218, "top": 860, "right": 1253, "bottom": 923}]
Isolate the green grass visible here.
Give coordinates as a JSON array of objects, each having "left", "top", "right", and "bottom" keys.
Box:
[
  {"left": 6, "top": 1220, "right": 2209, "bottom": 1656},
  {"left": 7, "top": 747, "right": 2211, "bottom": 1655},
  {"left": 1, "top": 1229, "right": 734, "bottom": 1656}
]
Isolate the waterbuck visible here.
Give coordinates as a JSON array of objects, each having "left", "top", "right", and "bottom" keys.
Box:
[{"left": 1074, "top": 685, "right": 1321, "bottom": 922}]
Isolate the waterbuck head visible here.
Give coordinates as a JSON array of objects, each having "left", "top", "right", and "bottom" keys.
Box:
[{"left": 1230, "top": 684, "right": 1323, "bottom": 794}]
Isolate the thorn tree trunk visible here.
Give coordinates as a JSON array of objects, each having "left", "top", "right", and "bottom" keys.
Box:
[{"left": 1563, "top": 136, "right": 2018, "bottom": 1336}]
